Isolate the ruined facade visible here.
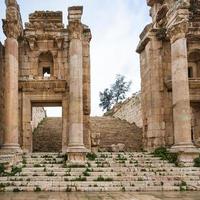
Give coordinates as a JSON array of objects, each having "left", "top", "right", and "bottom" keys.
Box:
[
  {"left": 0, "top": 0, "right": 92, "bottom": 161},
  {"left": 137, "top": 0, "right": 200, "bottom": 162}
]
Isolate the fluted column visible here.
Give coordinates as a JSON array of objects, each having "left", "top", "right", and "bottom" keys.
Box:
[
  {"left": 1, "top": 0, "right": 23, "bottom": 153},
  {"left": 67, "top": 6, "right": 88, "bottom": 162},
  {"left": 168, "top": 20, "right": 199, "bottom": 164}
]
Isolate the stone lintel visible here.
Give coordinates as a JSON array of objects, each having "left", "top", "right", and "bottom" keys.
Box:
[
  {"left": 68, "top": 6, "right": 83, "bottom": 23},
  {"left": 165, "top": 78, "right": 200, "bottom": 90},
  {"left": 19, "top": 80, "right": 67, "bottom": 92}
]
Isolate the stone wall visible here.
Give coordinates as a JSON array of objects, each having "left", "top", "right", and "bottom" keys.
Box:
[
  {"left": 106, "top": 93, "right": 142, "bottom": 128},
  {"left": 90, "top": 116, "right": 142, "bottom": 152},
  {"left": 0, "top": 43, "right": 5, "bottom": 148},
  {"left": 137, "top": 0, "right": 200, "bottom": 154},
  {"left": 31, "top": 107, "right": 46, "bottom": 131}
]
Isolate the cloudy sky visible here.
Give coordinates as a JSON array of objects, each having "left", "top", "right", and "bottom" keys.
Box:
[{"left": 0, "top": 0, "right": 151, "bottom": 116}]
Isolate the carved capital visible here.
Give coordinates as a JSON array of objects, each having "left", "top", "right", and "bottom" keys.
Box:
[
  {"left": 68, "top": 22, "right": 83, "bottom": 40},
  {"left": 167, "top": 19, "right": 188, "bottom": 43},
  {"left": 3, "top": 0, "right": 23, "bottom": 39}
]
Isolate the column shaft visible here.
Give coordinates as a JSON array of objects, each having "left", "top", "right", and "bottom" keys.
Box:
[
  {"left": 171, "top": 37, "right": 192, "bottom": 146},
  {"left": 2, "top": 38, "right": 20, "bottom": 150},
  {"left": 68, "top": 38, "right": 84, "bottom": 147}
]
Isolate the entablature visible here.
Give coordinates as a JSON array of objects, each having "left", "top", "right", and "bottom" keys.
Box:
[{"left": 19, "top": 79, "right": 68, "bottom": 93}]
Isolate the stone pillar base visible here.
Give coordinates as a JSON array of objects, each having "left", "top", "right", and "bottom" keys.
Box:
[
  {"left": 170, "top": 144, "right": 200, "bottom": 166},
  {"left": 0, "top": 146, "right": 23, "bottom": 168},
  {"left": 67, "top": 147, "right": 89, "bottom": 164},
  {"left": 1, "top": 144, "right": 22, "bottom": 154}
]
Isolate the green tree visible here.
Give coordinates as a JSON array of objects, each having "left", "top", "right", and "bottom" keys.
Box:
[
  {"left": 99, "top": 74, "right": 131, "bottom": 111},
  {"left": 99, "top": 88, "right": 113, "bottom": 111},
  {"left": 111, "top": 74, "right": 131, "bottom": 103}
]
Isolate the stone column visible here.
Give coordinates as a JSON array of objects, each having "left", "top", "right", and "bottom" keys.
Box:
[
  {"left": 168, "top": 21, "right": 199, "bottom": 164},
  {"left": 67, "top": 6, "right": 88, "bottom": 162},
  {"left": 2, "top": 38, "right": 21, "bottom": 152},
  {"left": 1, "top": 0, "right": 23, "bottom": 153}
]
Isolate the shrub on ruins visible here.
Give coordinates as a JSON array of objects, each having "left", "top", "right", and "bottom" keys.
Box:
[
  {"left": 194, "top": 156, "right": 200, "bottom": 167},
  {"left": 0, "top": 163, "right": 5, "bottom": 175},
  {"left": 99, "top": 74, "right": 131, "bottom": 111},
  {"left": 86, "top": 152, "right": 97, "bottom": 161},
  {"left": 10, "top": 166, "right": 22, "bottom": 176},
  {"left": 153, "top": 147, "right": 178, "bottom": 165}
]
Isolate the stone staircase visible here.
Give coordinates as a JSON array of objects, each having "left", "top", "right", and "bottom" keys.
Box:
[
  {"left": 90, "top": 117, "right": 142, "bottom": 151},
  {"left": 33, "top": 117, "right": 62, "bottom": 152},
  {"left": 1, "top": 152, "right": 200, "bottom": 192}
]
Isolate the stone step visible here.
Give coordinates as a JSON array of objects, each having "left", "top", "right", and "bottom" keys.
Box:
[{"left": 0, "top": 184, "right": 191, "bottom": 192}]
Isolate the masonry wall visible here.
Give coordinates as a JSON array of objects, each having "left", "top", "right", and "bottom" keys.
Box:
[
  {"left": 31, "top": 107, "right": 46, "bottom": 131},
  {"left": 0, "top": 43, "right": 5, "bottom": 147},
  {"left": 112, "top": 94, "right": 142, "bottom": 128}
]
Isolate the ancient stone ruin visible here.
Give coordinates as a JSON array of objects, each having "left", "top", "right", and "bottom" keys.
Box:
[
  {"left": 0, "top": 0, "right": 91, "bottom": 162},
  {"left": 137, "top": 0, "right": 200, "bottom": 164},
  {"left": 0, "top": 0, "right": 200, "bottom": 193}
]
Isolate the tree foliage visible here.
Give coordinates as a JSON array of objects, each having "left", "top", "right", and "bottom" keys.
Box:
[
  {"left": 99, "top": 74, "right": 131, "bottom": 111},
  {"left": 99, "top": 88, "right": 113, "bottom": 111}
]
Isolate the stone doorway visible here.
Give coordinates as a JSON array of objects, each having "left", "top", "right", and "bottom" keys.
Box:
[{"left": 31, "top": 104, "right": 63, "bottom": 152}]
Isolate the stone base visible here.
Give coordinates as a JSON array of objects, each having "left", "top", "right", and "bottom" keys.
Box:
[
  {"left": 1, "top": 144, "right": 22, "bottom": 154},
  {"left": 67, "top": 146, "right": 89, "bottom": 164},
  {"left": 170, "top": 144, "right": 200, "bottom": 166}
]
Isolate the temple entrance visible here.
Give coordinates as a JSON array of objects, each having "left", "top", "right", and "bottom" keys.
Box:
[{"left": 31, "top": 103, "right": 63, "bottom": 152}]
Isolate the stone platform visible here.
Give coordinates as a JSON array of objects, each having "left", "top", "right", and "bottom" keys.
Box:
[
  {"left": 0, "top": 192, "right": 200, "bottom": 200},
  {"left": 1, "top": 152, "right": 200, "bottom": 192}
]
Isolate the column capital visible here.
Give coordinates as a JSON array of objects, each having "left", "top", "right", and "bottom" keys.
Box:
[
  {"left": 2, "top": 0, "right": 23, "bottom": 39},
  {"left": 167, "top": 19, "right": 188, "bottom": 44},
  {"left": 68, "top": 22, "right": 83, "bottom": 40}
]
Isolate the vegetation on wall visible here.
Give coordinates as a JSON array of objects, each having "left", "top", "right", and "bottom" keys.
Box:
[
  {"left": 153, "top": 147, "right": 178, "bottom": 166},
  {"left": 194, "top": 156, "right": 200, "bottom": 167}
]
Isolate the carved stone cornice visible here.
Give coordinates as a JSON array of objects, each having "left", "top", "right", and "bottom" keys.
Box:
[
  {"left": 147, "top": 0, "right": 164, "bottom": 7},
  {"left": 68, "top": 22, "right": 83, "bottom": 40},
  {"left": 167, "top": 19, "right": 189, "bottom": 43},
  {"left": 2, "top": 0, "right": 23, "bottom": 39},
  {"left": 25, "top": 11, "right": 64, "bottom": 31}
]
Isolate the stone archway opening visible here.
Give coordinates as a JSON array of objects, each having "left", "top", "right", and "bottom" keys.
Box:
[
  {"left": 31, "top": 103, "right": 63, "bottom": 152},
  {"left": 38, "top": 51, "right": 54, "bottom": 78}
]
